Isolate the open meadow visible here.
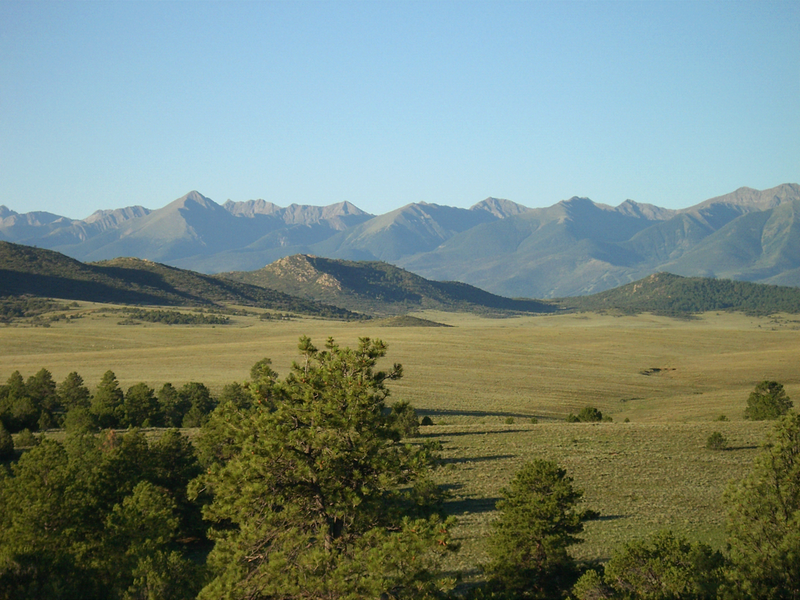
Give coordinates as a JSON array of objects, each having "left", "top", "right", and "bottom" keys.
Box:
[{"left": 2, "top": 305, "right": 798, "bottom": 576}]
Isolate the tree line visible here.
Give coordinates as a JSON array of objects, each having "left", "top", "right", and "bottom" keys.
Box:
[
  {"left": 0, "top": 338, "right": 798, "bottom": 599},
  {"left": 0, "top": 368, "right": 225, "bottom": 437}
]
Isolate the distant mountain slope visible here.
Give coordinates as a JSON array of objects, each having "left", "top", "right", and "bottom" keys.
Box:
[
  {"left": 0, "top": 242, "right": 356, "bottom": 318},
  {"left": 221, "top": 254, "right": 555, "bottom": 315},
  {"left": 400, "top": 184, "right": 800, "bottom": 298},
  {"left": 0, "top": 192, "right": 375, "bottom": 272},
  {"left": 308, "top": 199, "right": 520, "bottom": 262},
  {"left": 398, "top": 196, "right": 671, "bottom": 297},
  {"left": 557, "top": 272, "right": 800, "bottom": 315}
]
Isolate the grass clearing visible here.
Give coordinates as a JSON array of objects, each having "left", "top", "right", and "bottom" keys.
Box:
[{"left": 1, "top": 305, "right": 796, "bottom": 573}]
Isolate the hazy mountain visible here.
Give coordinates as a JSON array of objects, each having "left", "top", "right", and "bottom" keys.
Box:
[
  {"left": 400, "top": 184, "right": 800, "bottom": 297},
  {"left": 308, "top": 200, "right": 514, "bottom": 262},
  {"left": 0, "top": 241, "right": 356, "bottom": 319},
  {"left": 1, "top": 184, "right": 798, "bottom": 298},
  {"left": 221, "top": 254, "right": 555, "bottom": 315}
]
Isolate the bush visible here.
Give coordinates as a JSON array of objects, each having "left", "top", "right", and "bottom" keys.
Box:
[
  {"left": 744, "top": 381, "right": 792, "bottom": 420},
  {"left": 14, "top": 428, "right": 39, "bottom": 448},
  {"left": 567, "top": 407, "right": 605, "bottom": 423},
  {"left": 504, "top": 416, "right": 515, "bottom": 425},
  {"left": 530, "top": 417, "right": 539, "bottom": 425},
  {"left": 706, "top": 431, "right": 727, "bottom": 450},
  {"left": 420, "top": 415, "right": 434, "bottom": 426},
  {"left": 390, "top": 400, "right": 420, "bottom": 437}
]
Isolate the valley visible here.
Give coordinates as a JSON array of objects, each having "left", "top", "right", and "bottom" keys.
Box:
[{"left": 2, "top": 305, "right": 796, "bottom": 574}]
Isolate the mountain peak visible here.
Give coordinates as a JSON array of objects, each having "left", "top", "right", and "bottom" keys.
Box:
[
  {"left": 470, "top": 197, "right": 530, "bottom": 218},
  {"left": 173, "top": 191, "right": 218, "bottom": 210},
  {"left": 615, "top": 199, "right": 676, "bottom": 220}
]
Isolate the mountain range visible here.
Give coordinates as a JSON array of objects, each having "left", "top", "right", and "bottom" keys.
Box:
[{"left": 3, "top": 183, "right": 799, "bottom": 298}]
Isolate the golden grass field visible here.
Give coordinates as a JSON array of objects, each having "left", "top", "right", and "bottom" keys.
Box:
[{"left": 2, "top": 305, "right": 798, "bottom": 575}]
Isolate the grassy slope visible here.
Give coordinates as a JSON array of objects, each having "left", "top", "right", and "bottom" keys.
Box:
[{"left": 2, "top": 307, "right": 797, "bottom": 573}]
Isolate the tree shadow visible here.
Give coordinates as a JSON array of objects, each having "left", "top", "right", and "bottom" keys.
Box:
[
  {"left": 445, "top": 496, "right": 501, "bottom": 515},
  {"left": 593, "top": 514, "right": 626, "bottom": 522},
  {"left": 440, "top": 454, "right": 515, "bottom": 465},
  {"left": 418, "top": 408, "right": 534, "bottom": 419},
  {"left": 419, "top": 428, "right": 529, "bottom": 438}
]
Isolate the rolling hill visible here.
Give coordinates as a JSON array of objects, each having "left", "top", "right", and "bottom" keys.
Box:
[
  {"left": 221, "top": 254, "right": 556, "bottom": 316},
  {"left": 556, "top": 272, "right": 800, "bottom": 316},
  {"left": 0, "top": 242, "right": 356, "bottom": 319}
]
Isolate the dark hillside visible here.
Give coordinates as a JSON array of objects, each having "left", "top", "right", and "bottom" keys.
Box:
[
  {"left": 558, "top": 272, "right": 800, "bottom": 316},
  {"left": 0, "top": 242, "right": 357, "bottom": 318}
]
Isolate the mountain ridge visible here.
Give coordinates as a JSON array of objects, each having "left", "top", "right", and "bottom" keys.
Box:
[{"left": 2, "top": 184, "right": 799, "bottom": 298}]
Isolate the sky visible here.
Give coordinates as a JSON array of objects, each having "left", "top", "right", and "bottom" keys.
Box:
[{"left": 1, "top": 1, "right": 798, "bottom": 219}]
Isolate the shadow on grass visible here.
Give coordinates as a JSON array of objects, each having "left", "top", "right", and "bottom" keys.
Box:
[
  {"left": 440, "top": 454, "right": 515, "bottom": 465},
  {"left": 723, "top": 445, "right": 759, "bottom": 451},
  {"left": 418, "top": 408, "right": 533, "bottom": 418},
  {"left": 445, "top": 496, "right": 501, "bottom": 516},
  {"left": 419, "top": 428, "right": 529, "bottom": 438},
  {"left": 593, "top": 514, "right": 626, "bottom": 522}
]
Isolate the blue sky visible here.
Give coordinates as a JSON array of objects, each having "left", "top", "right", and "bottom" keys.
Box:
[{"left": 1, "top": 1, "right": 798, "bottom": 218}]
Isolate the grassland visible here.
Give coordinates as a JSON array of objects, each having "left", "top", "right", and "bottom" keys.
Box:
[{"left": 2, "top": 305, "right": 798, "bottom": 576}]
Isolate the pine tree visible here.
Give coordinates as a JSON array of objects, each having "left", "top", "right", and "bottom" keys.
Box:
[
  {"left": 123, "top": 383, "right": 161, "bottom": 427},
  {"left": 485, "top": 460, "right": 588, "bottom": 598},
  {"left": 57, "top": 371, "right": 91, "bottom": 411},
  {"left": 724, "top": 411, "right": 800, "bottom": 599},
  {"left": 90, "top": 370, "right": 124, "bottom": 429},
  {"left": 743, "top": 381, "right": 792, "bottom": 420},
  {"left": 191, "top": 336, "right": 453, "bottom": 600}
]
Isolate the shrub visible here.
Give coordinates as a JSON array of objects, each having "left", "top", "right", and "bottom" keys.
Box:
[
  {"left": 706, "top": 431, "right": 727, "bottom": 450},
  {"left": 567, "top": 407, "right": 604, "bottom": 423},
  {"left": 578, "top": 407, "right": 604, "bottom": 422},
  {"left": 505, "top": 417, "right": 515, "bottom": 425},
  {"left": 420, "top": 415, "right": 434, "bottom": 426},
  {"left": 390, "top": 400, "right": 420, "bottom": 437}
]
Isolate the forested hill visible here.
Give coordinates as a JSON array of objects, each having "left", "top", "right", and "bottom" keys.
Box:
[
  {"left": 558, "top": 272, "right": 800, "bottom": 315},
  {"left": 0, "top": 242, "right": 357, "bottom": 319},
  {"left": 220, "top": 254, "right": 557, "bottom": 315}
]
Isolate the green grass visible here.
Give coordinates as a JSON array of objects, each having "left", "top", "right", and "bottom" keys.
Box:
[{"left": 1, "top": 304, "right": 796, "bottom": 575}]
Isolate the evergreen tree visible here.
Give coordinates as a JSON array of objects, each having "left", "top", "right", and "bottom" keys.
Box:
[
  {"left": 0, "top": 430, "right": 202, "bottom": 600},
  {"left": 724, "top": 411, "right": 800, "bottom": 599},
  {"left": 744, "top": 381, "right": 793, "bottom": 420},
  {"left": 25, "top": 368, "right": 61, "bottom": 428},
  {"left": 0, "top": 421, "right": 13, "bottom": 459},
  {"left": 0, "top": 371, "right": 36, "bottom": 432},
  {"left": 91, "top": 370, "right": 124, "bottom": 429},
  {"left": 156, "top": 383, "right": 189, "bottom": 428},
  {"left": 485, "top": 459, "right": 588, "bottom": 599},
  {"left": 123, "top": 383, "right": 161, "bottom": 427},
  {"left": 178, "top": 382, "right": 215, "bottom": 428},
  {"left": 57, "top": 371, "right": 91, "bottom": 411},
  {"left": 573, "top": 530, "right": 724, "bottom": 600},
  {"left": 191, "top": 336, "right": 453, "bottom": 600}
]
